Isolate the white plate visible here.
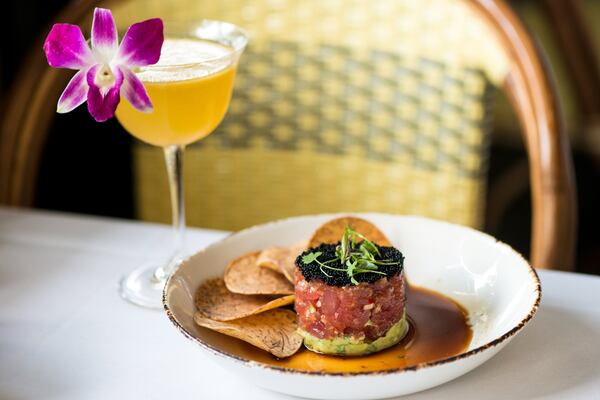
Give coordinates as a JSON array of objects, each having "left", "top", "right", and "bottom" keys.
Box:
[{"left": 163, "top": 213, "right": 541, "bottom": 399}]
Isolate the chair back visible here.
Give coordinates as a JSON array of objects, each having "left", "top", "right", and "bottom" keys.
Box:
[{"left": 0, "top": 0, "right": 576, "bottom": 269}]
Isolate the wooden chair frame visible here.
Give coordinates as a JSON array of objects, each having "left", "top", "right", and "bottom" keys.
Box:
[
  {"left": 0, "top": 0, "right": 576, "bottom": 270},
  {"left": 542, "top": 0, "right": 600, "bottom": 122}
]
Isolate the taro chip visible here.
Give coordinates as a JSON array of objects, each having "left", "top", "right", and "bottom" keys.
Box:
[
  {"left": 257, "top": 242, "right": 306, "bottom": 283},
  {"left": 195, "top": 278, "right": 294, "bottom": 321},
  {"left": 308, "top": 216, "right": 392, "bottom": 248},
  {"left": 194, "top": 309, "right": 303, "bottom": 358},
  {"left": 225, "top": 252, "right": 294, "bottom": 295}
]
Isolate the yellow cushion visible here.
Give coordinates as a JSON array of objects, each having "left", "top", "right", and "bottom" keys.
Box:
[{"left": 134, "top": 41, "right": 492, "bottom": 230}]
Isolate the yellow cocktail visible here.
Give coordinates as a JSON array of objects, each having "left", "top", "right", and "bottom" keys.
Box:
[
  {"left": 116, "top": 21, "right": 247, "bottom": 309},
  {"left": 116, "top": 38, "right": 237, "bottom": 146}
]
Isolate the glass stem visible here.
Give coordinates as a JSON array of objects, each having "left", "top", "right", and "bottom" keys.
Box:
[{"left": 154, "top": 144, "right": 186, "bottom": 283}]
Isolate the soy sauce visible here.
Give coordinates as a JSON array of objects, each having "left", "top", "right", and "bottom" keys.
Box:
[{"left": 197, "top": 285, "right": 472, "bottom": 373}]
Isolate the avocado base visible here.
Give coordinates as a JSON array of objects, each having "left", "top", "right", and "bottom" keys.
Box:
[{"left": 298, "top": 313, "right": 409, "bottom": 356}]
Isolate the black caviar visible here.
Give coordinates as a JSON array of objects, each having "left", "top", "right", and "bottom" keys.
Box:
[{"left": 296, "top": 242, "right": 404, "bottom": 287}]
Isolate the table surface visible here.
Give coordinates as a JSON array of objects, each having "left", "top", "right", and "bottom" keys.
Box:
[{"left": 1, "top": 207, "right": 599, "bottom": 400}]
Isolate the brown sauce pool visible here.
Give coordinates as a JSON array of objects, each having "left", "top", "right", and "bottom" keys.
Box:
[{"left": 196, "top": 285, "right": 472, "bottom": 373}]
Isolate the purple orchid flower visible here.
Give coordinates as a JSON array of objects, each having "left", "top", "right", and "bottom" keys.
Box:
[{"left": 43, "top": 8, "right": 164, "bottom": 122}]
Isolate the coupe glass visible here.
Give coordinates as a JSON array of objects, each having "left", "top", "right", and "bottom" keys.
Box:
[{"left": 115, "top": 20, "right": 248, "bottom": 308}]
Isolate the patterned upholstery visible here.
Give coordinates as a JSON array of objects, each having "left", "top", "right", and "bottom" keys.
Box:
[{"left": 113, "top": 0, "right": 509, "bottom": 231}]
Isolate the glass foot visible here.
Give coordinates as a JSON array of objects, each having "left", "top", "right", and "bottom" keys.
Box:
[{"left": 119, "top": 265, "right": 166, "bottom": 309}]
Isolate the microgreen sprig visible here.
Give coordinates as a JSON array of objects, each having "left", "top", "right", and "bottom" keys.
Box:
[{"left": 302, "top": 226, "right": 400, "bottom": 285}]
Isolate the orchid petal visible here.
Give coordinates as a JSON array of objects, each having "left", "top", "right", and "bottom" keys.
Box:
[
  {"left": 43, "top": 24, "right": 93, "bottom": 69},
  {"left": 57, "top": 69, "right": 89, "bottom": 113},
  {"left": 86, "top": 64, "right": 124, "bottom": 122},
  {"left": 120, "top": 67, "right": 153, "bottom": 112},
  {"left": 91, "top": 8, "right": 118, "bottom": 62},
  {"left": 116, "top": 18, "right": 163, "bottom": 67}
]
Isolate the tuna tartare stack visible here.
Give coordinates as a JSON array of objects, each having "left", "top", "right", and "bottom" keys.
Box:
[{"left": 295, "top": 226, "right": 407, "bottom": 356}]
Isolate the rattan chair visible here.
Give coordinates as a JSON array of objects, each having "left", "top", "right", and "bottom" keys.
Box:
[{"left": 0, "top": 0, "right": 576, "bottom": 270}]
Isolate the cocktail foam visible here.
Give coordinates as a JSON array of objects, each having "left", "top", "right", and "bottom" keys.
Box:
[{"left": 135, "top": 38, "right": 234, "bottom": 83}]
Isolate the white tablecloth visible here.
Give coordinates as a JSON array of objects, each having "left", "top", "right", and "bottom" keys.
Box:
[{"left": 1, "top": 207, "right": 599, "bottom": 399}]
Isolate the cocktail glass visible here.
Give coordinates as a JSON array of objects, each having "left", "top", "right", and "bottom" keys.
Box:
[{"left": 115, "top": 20, "right": 247, "bottom": 308}]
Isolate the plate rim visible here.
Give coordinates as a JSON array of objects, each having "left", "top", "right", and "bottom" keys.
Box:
[{"left": 163, "top": 212, "right": 542, "bottom": 377}]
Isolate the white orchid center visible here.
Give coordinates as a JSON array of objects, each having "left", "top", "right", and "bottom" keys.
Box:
[{"left": 94, "top": 64, "right": 116, "bottom": 90}]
